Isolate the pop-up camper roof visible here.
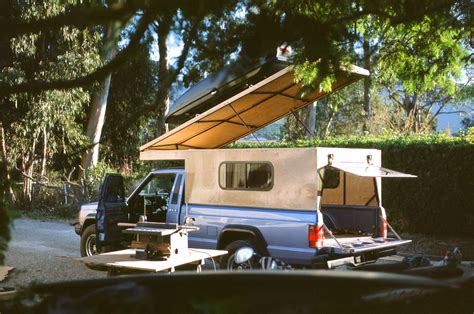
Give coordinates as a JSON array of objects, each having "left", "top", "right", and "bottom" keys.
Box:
[{"left": 140, "top": 65, "right": 369, "bottom": 154}]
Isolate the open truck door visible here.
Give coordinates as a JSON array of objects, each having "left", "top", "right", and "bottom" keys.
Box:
[{"left": 96, "top": 173, "right": 128, "bottom": 249}]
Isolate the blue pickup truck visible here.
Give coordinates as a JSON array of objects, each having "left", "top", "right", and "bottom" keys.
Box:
[{"left": 74, "top": 147, "right": 413, "bottom": 269}]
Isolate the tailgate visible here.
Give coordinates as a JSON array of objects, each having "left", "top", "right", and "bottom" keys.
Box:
[{"left": 323, "top": 236, "right": 412, "bottom": 255}]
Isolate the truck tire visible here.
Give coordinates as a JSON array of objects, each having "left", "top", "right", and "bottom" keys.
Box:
[
  {"left": 80, "top": 224, "right": 98, "bottom": 257},
  {"left": 80, "top": 225, "right": 109, "bottom": 271},
  {"left": 220, "top": 240, "right": 257, "bottom": 270}
]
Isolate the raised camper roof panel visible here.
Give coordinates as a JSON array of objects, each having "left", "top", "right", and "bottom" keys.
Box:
[
  {"left": 165, "top": 58, "right": 288, "bottom": 124},
  {"left": 140, "top": 65, "right": 369, "bottom": 153}
]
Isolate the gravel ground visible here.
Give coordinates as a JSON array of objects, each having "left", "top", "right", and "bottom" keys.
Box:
[
  {"left": 0, "top": 218, "right": 106, "bottom": 288},
  {"left": 397, "top": 232, "right": 474, "bottom": 260}
]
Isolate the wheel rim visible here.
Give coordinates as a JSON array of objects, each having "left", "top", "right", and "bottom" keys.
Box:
[
  {"left": 227, "top": 254, "right": 253, "bottom": 270},
  {"left": 85, "top": 234, "right": 98, "bottom": 256}
]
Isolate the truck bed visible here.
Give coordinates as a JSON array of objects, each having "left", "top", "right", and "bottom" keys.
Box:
[{"left": 321, "top": 205, "right": 411, "bottom": 256}]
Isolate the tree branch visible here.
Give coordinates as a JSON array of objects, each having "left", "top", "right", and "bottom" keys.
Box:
[
  {"left": 0, "top": 13, "right": 152, "bottom": 96},
  {"left": 0, "top": 3, "right": 140, "bottom": 39},
  {"left": 161, "top": 14, "right": 203, "bottom": 89},
  {"left": 118, "top": 14, "right": 204, "bottom": 132}
]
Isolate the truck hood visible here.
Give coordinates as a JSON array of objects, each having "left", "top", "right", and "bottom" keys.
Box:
[{"left": 78, "top": 201, "right": 98, "bottom": 225}]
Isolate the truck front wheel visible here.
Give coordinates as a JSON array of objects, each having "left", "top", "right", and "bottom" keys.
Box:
[
  {"left": 220, "top": 240, "right": 257, "bottom": 270},
  {"left": 80, "top": 224, "right": 98, "bottom": 257}
]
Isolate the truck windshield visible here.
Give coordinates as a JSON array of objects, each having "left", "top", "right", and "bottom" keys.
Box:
[{"left": 128, "top": 173, "right": 177, "bottom": 223}]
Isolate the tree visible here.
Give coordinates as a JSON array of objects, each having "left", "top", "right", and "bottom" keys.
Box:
[
  {"left": 0, "top": 1, "right": 101, "bottom": 207},
  {"left": 81, "top": 20, "right": 120, "bottom": 175},
  {"left": 100, "top": 32, "right": 157, "bottom": 170},
  {"left": 352, "top": 6, "right": 471, "bottom": 133}
]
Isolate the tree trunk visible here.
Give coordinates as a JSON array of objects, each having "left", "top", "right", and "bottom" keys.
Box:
[
  {"left": 23, "top": 131, "right": 38, "bottom": 206},
  {"left": 40, "top": 126, "right": 48, "bottom": 177},
  {"left": 0, "top": 122, "right": 15, "bottom": 203},
  {"left": 81, "top": 24, "right": 117, "bottom": 175},
  {"left": 403, "top": 93, "right": 419, "bottom": 133},
  {"left": 155, "top": 17, "right": 171, "bottom": 136},
  {"left": 304, "top": 102, "right": 317, "bottom": 139},
  {"left": 324, "top": 110, "right": 336, "bottom": 138},
  {"left": 362, "top": 35, "right": 371, "bottom": 132},
  {"left": 413, "top": 93, "right": 420, "bottom": 133}
]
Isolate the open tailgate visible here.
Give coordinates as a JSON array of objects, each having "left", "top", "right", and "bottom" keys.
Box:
[
  {"left": 323, "top": 236, "right": 412, "bottom": 269},
  {"left": 324, "top": 237, "right": 412, "bottom": 255}
]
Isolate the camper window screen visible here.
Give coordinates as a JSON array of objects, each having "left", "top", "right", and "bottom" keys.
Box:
[{"left": 219, "top": 162, "right": 273, "bottom": 191}]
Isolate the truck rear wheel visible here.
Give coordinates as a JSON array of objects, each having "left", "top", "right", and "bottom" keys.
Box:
[
  {"left": 220, "top": 240, "right": 257, "bottom": 270},
  {"left": 80, "top": 224, "right": 98, "bottom": 257}
]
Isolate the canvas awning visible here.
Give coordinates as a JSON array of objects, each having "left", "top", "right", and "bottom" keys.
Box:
[
  {"left": 141, "top": 65, "right": 369, "bottom": 152},
  {"left": 329, "top": 163, "right": 416, "bottom": 178}
]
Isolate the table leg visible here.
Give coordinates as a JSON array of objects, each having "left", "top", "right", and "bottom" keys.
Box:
[{"left": 107, "top": 268, "right": 118, "bottom": 277}]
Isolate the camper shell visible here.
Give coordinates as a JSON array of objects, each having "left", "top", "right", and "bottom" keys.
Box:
[{"left": 140, "top": 147, "right": 402, "bottom": 211}]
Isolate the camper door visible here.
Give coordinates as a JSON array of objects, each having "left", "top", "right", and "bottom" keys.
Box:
[{"left": 320, "top": 163, "right": 415, "bottom": 206}]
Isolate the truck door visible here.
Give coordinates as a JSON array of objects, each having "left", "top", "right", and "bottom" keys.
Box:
[
  {"left": 96, "top": 173, "right": 128, "bottom": 248},
  {"left": 166, "top": 174, "right": 184, "bottom": 224}
]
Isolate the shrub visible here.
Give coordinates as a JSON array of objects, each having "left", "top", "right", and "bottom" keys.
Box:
[{"left": 84, "top": 162, "right": 118, "bottom": 201}]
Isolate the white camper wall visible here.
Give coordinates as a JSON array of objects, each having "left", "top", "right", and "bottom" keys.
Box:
[{"left": 184, "top": 148, "right": 319, "bottom": 211}]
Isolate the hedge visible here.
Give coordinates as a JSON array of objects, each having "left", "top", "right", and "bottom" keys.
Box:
[{"left": 230, "top": 134, "right": 474, "bottom": 237}]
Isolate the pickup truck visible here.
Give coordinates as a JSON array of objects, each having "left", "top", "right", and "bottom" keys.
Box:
[
  {"left": 75, "top": 54, "right": 414, "bottom": 269},
  {"left": 74, "top": 147, "right": 413, "bottom": 269}
]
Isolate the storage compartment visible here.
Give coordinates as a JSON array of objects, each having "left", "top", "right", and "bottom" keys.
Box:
[
  {"left": 320, "top": 167, "right": 382, "bottom": 239},
  {"left": 321, "top": 205, "right": 380, "bottom": 237}
]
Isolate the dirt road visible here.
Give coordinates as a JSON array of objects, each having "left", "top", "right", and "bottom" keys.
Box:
[{"left": 1, "top": 218, "right": 105, "bottom": 288}]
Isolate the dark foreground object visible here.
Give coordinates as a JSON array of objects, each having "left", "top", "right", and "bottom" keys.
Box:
[{"left": 1, "top": 266, "right": 473, "bottom": 314}]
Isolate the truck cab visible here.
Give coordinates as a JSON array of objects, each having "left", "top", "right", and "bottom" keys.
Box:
[{"left": 76, "top": 169, "right": 184, "bottom": 257}]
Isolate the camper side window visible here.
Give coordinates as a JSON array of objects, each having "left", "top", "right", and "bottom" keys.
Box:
[{"left": 219, "top": 162, "right": 273, "bottom": 191}]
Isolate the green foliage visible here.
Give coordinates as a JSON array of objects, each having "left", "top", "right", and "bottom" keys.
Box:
[
  {"left": 231, "top": 134, "right": 474, "bottom": 236},
  {"left": 0, "top": 0, "right": 101, "bottom": 213},
  {"left": 100, "top": 33, "right": 157, "bottom": 171},
  {"left": 377, "top": 17, "right": 467, "bottom": 96},
  {"left": 21, "top": 204, "right": 73, "bottom": 221},
  {"left": 84, "top": 161, "right": 117, "bottom": 201},
  {"left": 360, "top": 12, "right": 470, "bottom": 133}
]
